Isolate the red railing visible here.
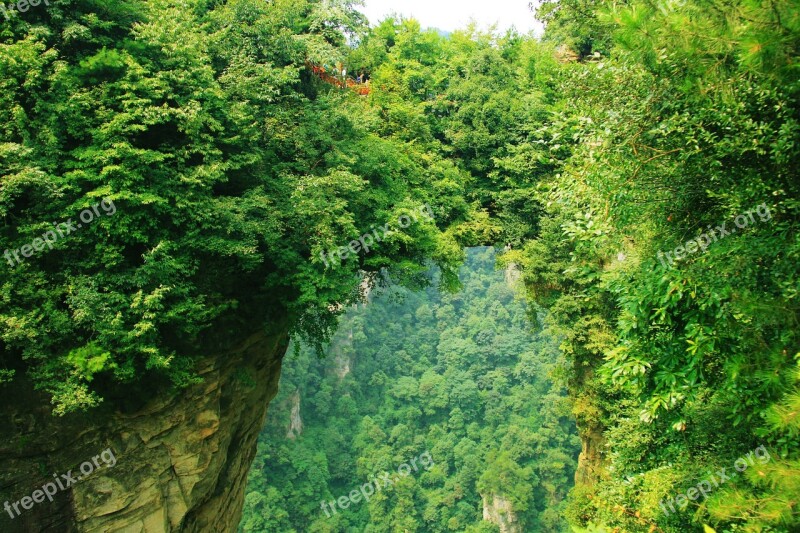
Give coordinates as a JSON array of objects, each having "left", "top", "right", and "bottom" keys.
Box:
[{"left": 306, "top": 62, "right": 370, "bottom": 96}]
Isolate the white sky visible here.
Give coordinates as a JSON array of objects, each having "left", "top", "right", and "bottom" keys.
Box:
[{"left": 358, "top": 0, "right": 543, "bottom": 35}]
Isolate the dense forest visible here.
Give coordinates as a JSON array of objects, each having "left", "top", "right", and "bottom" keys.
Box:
[
  {"left": 1, "top": 0, "right": 798, "bottom": 531},
  {"left": 239, "top": 248, "right": 579, "bottom": 532}
]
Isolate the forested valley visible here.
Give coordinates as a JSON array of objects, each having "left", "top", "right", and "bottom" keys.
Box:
[
  {"left": 0, "top": 0, "right": 798, "bottom": 532},
  {"left": 240, "top": 248, "right": 579, "bottom": 532}
]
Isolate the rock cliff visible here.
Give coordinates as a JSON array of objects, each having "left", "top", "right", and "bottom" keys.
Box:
[
  {"left": 482, "top": 493, "right": 521, "bottom": 533},
  {"left": 0, "top": 329, "right": 288, "bottom": 532}
]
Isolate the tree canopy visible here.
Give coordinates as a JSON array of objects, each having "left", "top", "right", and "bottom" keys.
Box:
[
  {"left": 0, "top": 0, "right": 478, "bottom": 414},
  {"left": 240, "top": 248, "right": 579, "bottom": 532},
  {"left": 2, "top": 0, "right": 799, "bottom": 531}
]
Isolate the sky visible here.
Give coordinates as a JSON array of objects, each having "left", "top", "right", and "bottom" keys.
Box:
[{"left": 358, "top": 0, "right": 543, "bottom": 35}]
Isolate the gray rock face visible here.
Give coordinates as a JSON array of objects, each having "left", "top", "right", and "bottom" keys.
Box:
[
  {"left": 482, "top": 493, "right": 521, "bottom": 533},
  {"left": 1, "top": 329, "right": 288, "bottom": 533}
]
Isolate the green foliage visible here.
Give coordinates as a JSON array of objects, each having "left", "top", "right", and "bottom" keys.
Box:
[
  {"left": 65, "top": 342, "right": 115, "bottom": 382},
  {"left": 3, "top": 0, "right": 799, "bottom": 531},
  {"left": 239, "top": 248, "right": 580, "bottom": 532},
  {"left": 509, "top": 0, "right": 800, "bottom": 531},
  {"left": 0, "top": 0, "right": 468, "bottom": 413},
  {"left": 534, "top": 0, "right": 618, "bottom": 57}
]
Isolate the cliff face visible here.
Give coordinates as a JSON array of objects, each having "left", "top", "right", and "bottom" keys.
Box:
[
  {"left": 571, "top": 371, "right": 607, "bottom": 488},
  {"left": 0, "top": 329, "right": 288, "bottom": 533},
  {"left": 574, "top": 424, "right": 606, "bottom": 486},
  {"left": 482, "top": 493, "right": 521, "bottom": 533},
  {"left": 286, "top": 391, "right": 303, "bottom": 440}
]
